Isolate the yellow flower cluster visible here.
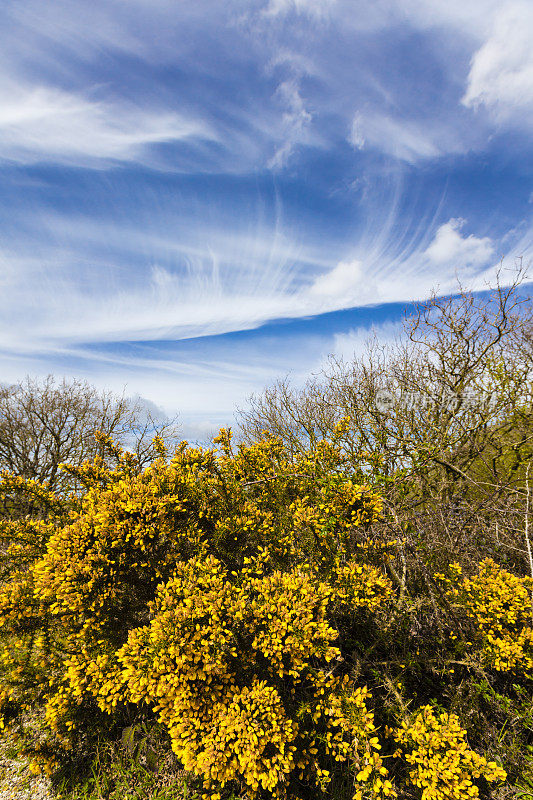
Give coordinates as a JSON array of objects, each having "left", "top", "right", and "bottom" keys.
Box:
[
  {"left": 394, "top": 705, "right": 506, "bottom": 799},
  {"left": 329, "top": 559, "right": 393, "bottom": 613},
  {"left": 0, "top": 472, "right": 67, "bottom": 580},
  {"left": 442, "top": 559, "right": 533, "bottom": 672},
  {"left": 310, "top": 676, "right": 395, "bottom": 798},
  {"left": 289, "top": 481, "right": 383, "bottom": 563},
  {"left": 117, "top": 555, "right": 393, "bottom": 798},
  {"left": 0, "top": 430, "right": 387, "bottom": 792}
]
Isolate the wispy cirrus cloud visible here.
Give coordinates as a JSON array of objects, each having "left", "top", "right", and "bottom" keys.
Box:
[
  {"left": 0, "top": 0, "right": 531, "bottom": 430},
  {"left": 304, "top": 218, "right": 500, "bottom": 314},
  {"left": 0, "top": 79, "right": 214, "bottom": 166},
  {"left": 268, "top": 78, "right": 313, "bottom": 168},
  {"left": 262, "top": 0, "right": 336, "bottom": 18},
  {"left": 0, "top": 199, "right": 511, "bottom": 359},
  {"left": 0, "top": 0, "right": 530, "bottom": 173},
  {"left": 349, "top": 112, "right": 463, "bottom": 163}
]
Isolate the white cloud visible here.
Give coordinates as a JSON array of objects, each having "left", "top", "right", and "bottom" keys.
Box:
[
  {"left": 385, "top": 0, "right": 500, "bottom": 36},
  {"left": 0, "top": 81, "right": 212, "bottom": 165},
  {"left": 326, "top": 319, "right": 403, "bottom": 361},
  {"left": 424, "top": 219, "right": 494, "bottom": 267},
  {"left": 0, "top": 277, "right": 303, "bottom": 353},
  {"left": 462, "top": 1, "right": 533, "bottom": 124},
  {"left": 268, "top": 78, "right": 313, "bottom": 168},
  {"left": 308, "top": 259, "right": 373, "bottom": 303},
  {"left": 0, "top": 0, "right": 527, "bottom": 174},
  {"left": 349, "top": 112, "right": 461, "bottom": 163},
  {"left": 6, "top": 216, "right": 500, "bottom": 354},
  {"left": 303, "top": 217, "right": 505, "bottom": 316},
  {"left": 0, "top": 210, "right": 309, "bottom": 353},
  {"left": 264, "top": 0, "right": 336, "bottom": 18}
]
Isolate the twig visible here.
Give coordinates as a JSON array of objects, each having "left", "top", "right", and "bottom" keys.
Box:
[
  {"left": 241, "top": 473, "right": 311, "bottom": 487},
  {"left": 525, "top": 465, "right": 533, "bottom": 623}
]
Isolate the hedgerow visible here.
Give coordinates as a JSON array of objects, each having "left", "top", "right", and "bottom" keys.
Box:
[{"left": 0, "top": 426, "right": 530, "bottom": 797}]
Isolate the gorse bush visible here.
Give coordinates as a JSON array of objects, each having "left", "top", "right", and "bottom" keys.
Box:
[
  {"left": 393, "top": 706, "right": 506, "bottom": 800},
  {"left": 439, "top": 559, "right": 533, "bottom": 673},
  {"left": 0, "top": 428, "right": 390, "bottom": 796},
  {"left": 0, "top": 423, "right": 530, "bottom": 798},
  {"left": 118, "top": 555, "right": 394, "bottom": 798}
]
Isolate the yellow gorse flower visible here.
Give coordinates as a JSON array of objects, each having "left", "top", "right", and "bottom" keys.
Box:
[
  {"left": 442, "top": 558, "right": 533, "bottom": 672},
  {"left": 0, "top": 431, "right": 390, "bottom": 793},
  {"left": 394, "top": 705, "right": 506, "bottom": 799}
]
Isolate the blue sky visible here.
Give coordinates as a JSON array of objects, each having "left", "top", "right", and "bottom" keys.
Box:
[{"left": 0, "top": 0, "right": 532, "bottom": 439}]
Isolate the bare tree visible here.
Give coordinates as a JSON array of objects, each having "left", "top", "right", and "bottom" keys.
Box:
[
  {"left": 0, "top": 375, "right": 180, "bottom": 494},
  {"left": 239, "top": 263, "right": 533, "bottom": 570}
]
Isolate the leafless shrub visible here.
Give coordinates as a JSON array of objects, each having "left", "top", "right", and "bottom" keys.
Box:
[
  {"left": 0, "top": 375, "right": 180, "bottom": 495},
  {"left": 239, "top": 261, "right": 533, "bottom": 574}
]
